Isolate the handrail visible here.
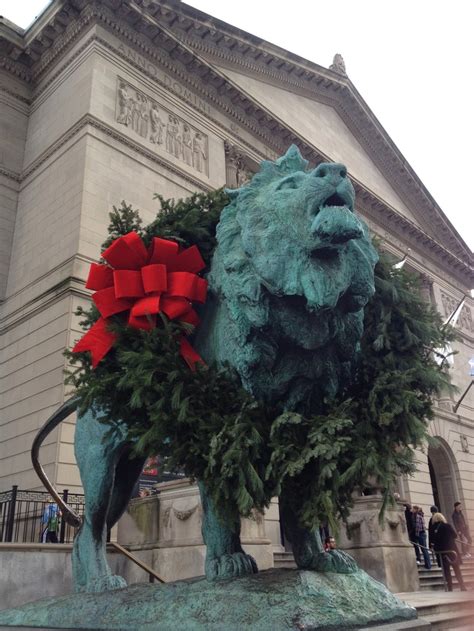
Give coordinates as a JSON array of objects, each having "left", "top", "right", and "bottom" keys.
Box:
[
  {"left": 410, "top": 540, "right": 459, "bottom": 591},
  {"left": 455, "top": 537, "right": 472, "bottom": 551},
  {"left": 409, "top": 539, "right": 458, "bottom": 562},
  {"left": 107, "top": 541, "right": 165, "bottom": 584}
]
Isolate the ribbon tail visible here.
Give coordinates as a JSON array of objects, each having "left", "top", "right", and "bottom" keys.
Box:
[
  {"left": 72, "top": 318, "right": 117, "bottom": 368},
  {"left": 179, "top": 337, "right": 205, "bottom": 372}
]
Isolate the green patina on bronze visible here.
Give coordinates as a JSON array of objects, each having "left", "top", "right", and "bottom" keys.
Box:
[
  {"left": 25, "top": 146, "right": 453, "bottom": 613},
  {"left": 197, "top": 145, "right": 378, "bottom": 413},
  {"left": 194, "top": 145, "right": 378, "bottom": 578},
  {"left": 0, "top": 569, "right": 417, "bottom": 630}
]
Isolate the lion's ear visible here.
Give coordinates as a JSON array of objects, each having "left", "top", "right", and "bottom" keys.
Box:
[{"left": 224, "top": 187, "right": 240, "bottom": 199}]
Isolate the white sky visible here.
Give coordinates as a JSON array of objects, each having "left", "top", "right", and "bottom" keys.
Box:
[{"left": 2, "top": 0, "right": 473, "bottom": 251}]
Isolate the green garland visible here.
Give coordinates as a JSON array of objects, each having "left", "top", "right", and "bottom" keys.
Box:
[{"left": 66, "top": 191, "right": 455, "bottom": 527}]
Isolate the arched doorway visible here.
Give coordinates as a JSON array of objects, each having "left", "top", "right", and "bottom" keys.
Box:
[{"left": 428, "top": 439, "right": 461, "bottom": 516}]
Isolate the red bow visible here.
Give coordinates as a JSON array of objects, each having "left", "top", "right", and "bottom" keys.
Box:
[{"left": 72, "top": 232, "right": 207, "bottom": 370}]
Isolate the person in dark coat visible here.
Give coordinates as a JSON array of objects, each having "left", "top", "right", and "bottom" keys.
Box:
[
  {"left": 404, "top": 503, "right": 420, "bottom": 563},
  {"left": 428, "top": 505, "right": 441, "bottom": 567},
  {"left": 432, "top": 512, "right": 466, "bottom": 591},
  {"left": 452, "top": 502, "right": 472, "bottom": 558}
]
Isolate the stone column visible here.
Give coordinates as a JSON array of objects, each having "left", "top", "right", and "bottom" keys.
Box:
[
  {"left": 338, "top": 493, "right": 420, "bottom": 593},
  {"left": 117, "top": 478, "right": 274, "bottom": 583}
]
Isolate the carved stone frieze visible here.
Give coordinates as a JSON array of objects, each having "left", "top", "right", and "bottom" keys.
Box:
[
  {"left": 440, "top": 292, "right": 473, "bottom": 333},
  {"left": 173, "top": 504, "right": 199, "bottom": 521},
  {"left": 116, "top": 78, "right": 208, "bottom": 175}
]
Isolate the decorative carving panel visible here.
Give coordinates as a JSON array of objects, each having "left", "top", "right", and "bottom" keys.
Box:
[
  {"left": 440, "top": 292, "right": 474, "bottom": 333},
  {"left": 224, "top": 140, "right": 255, "bottom": 188},
  {"left": 115, "top": 78, "right": 209, "bottom": 176}
]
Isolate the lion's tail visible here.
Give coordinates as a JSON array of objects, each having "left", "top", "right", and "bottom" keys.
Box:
[{"left": 31, "top": 397, "right": 82, "bottom": 528}]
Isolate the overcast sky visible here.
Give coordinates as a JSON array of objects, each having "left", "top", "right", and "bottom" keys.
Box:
[{"left": 2, "top": 0, "right": 473, "bottom": 251}]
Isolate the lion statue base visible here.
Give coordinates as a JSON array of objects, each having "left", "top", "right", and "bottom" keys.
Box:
[{"left": 0, "top": 568, "right": 417, "bottom": 629}]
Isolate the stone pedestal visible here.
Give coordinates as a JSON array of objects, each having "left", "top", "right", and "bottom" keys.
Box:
[
  {"left": 117, "top": 478, "right": 274, "bottom": 583},
  {"left": 0, "top": 568, "right": 417, "bottom": 630},
  {"left": 264, "top": 497, "right": 285, "bottom": 552},
  {"left": 338, "top": 494, "right": 420, "bottom": 593}
]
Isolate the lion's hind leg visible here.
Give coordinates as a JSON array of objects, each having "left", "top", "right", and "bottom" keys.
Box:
[
  {"left": 198, "top": 482, "right": 258, "bottom": 581},
  {"left": 73, "top": 410, "right": 131, "bottom": 593},
  {"left": 280, "top": 495, "right": 358, "bottom": 574}
]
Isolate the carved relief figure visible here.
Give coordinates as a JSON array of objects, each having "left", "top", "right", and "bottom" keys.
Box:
[
  {"left": 193, "top": 132, "right": 207, "bottom": 173},
  {"left": 166, "top": 114, "right": 175, "bottom": 154},
  {"left": 131, "top": 94, "right": 141, "bottom": 134},
  {"left": 149, "top": 104, "right": 165, "bottom": 144},
  {"left": 174, "top": 122, "right": 183, "bottom": 160},
  {"left": 236, "top": 158, "right": 251, "bottom": 187},
  {"left": 139, "top": 94, "right": 149, "bottom": 138},
  {"left": 182, "top": 124, "right": 193, "bottom": 166},
  {"left": 116, "top": 82, "right": 132, "bottom": 126}
]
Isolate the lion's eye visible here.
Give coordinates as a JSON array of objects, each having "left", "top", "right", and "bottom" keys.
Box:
[{"left": 276, "top": 176, "right": 299, "bottom": 191}]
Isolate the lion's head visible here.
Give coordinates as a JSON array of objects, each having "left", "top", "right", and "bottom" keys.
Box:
[{"left": 196, "top": 145, "right": 378, "bottom": 414}]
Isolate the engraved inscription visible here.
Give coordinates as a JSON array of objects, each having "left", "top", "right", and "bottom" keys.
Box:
[
  {"left": 117, "top": 44, "right": 211, "bottom": 116},
  {"left": 116, "top": 79, "right": 209, "bottom": 176}
]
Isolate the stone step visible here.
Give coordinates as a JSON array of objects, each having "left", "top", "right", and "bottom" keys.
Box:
[
  {"left": 418, "top": 564, "right": 474, "bottom": 591},
  {"left": 273, "top": 551, "right": 296, "bottom": 569},
  {"left": 395, "top": 591, "right": 473, "bottom": 631}
]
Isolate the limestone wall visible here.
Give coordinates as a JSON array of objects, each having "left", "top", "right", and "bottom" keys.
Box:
[
  {"left": 0, "top": 26, "right": 229, "bottom": 491},
  {"left": 0, "top": 70, "right": 29, "bottom": 301}
]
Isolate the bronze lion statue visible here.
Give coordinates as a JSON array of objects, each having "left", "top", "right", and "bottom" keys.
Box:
[{"left": 33, "top": 146, "right": 378, "bottom": 591}]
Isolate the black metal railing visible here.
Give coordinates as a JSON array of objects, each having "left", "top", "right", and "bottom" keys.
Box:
[{"left": 0, "top": 486, "right": 85, "bottom": 544}]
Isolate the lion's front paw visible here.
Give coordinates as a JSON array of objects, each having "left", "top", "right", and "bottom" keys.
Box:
[
  {"left": 77, "top": 574, "right": 127, "bottom": 593},
  {"left": 310, "top": 550, "right": 358, "bottom": 574},
  {"left": 205, "top": 552, "right": 258, "bottom": 581}
]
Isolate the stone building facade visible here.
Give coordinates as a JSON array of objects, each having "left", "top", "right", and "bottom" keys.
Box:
[{"left": 1, "top": 0, "right": 473, "bottom": 540}]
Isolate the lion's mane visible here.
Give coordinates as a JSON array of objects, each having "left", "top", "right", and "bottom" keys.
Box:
[{"left": 195, "top": 146, "right": 378, "bottom": 414}]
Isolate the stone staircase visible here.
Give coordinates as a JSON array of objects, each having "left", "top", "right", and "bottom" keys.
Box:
[
  {"left": 393, "top": 592, "right": 474, "bottom": 630},
  {"left": 274, "top": 550, "right": 474, "bottom": 591},
  {"left": 418, "top": 556, "right": 474, "bottom": 591},
  {"left": 273, "top": 551, "right": 474, "bottom": 629},
  {"left": 273, "top": 550, "right": 296, "bottom": 569}
]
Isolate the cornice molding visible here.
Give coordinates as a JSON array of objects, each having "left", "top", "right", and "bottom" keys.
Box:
[
  {"left": 170, "top": 30, "right": 470, "bottom": 261},
  {"left": 0, "top": 166, "right": 21, "bottom": 182}
]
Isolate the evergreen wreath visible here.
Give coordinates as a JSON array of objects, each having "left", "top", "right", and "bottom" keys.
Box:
[{"left": 66, "top": 190, "right": 455, "bottom": 528}]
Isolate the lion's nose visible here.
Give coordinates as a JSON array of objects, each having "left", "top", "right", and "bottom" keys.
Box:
[{"left": 312, "top": 163, "right": 347, "bottom": 186}]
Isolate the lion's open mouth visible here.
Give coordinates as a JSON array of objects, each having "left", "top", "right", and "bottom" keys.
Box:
[{"left": 320, "top": 191, "right": 353, "bottom": 212}]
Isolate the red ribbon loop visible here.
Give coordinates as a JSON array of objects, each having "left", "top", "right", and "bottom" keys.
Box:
[
  {"left": 73, "top": 231, "right": 207, "bottom": 370},
  {"left": 114, "top": 270, "right": 144, "bottom": 298},
  {"left": 141, "top": 264, "right": 167, "bottom": 294},
  {"left": 86, "top": 263, "right": 114, "bottom": 290}
]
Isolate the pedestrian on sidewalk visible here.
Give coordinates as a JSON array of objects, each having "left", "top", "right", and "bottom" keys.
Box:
[
  {"left": 41, "top": 499, "right": 60, "bottom": 543},
  {"left": 432, "top": 512, "right": 466, "bottom": 591},
  {"left": 452, "top": 502, "right": 472, "bottom": 559},
  {"left": 414, "top": 506, "right": 431, "bottom": 569}
]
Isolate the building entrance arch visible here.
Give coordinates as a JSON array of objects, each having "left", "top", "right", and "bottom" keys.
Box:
[{"left": 428, "top": 438, "right": 461, "bottom": 516}]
